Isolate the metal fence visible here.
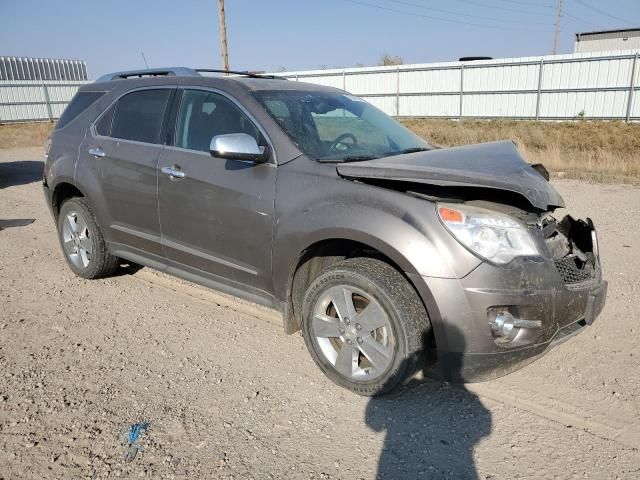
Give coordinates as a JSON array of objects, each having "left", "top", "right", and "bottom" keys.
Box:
[
  {"left": 2, "top": 51, "right": 640, "bottom": 123},
  {"left": 0, "top": 80, "right": 89, "bottom": 123},
  {"left": 0, "top": 57, "right": 89, "bottom": 123},
  {"left": 274, "top": 50, "right": 640, "bottom": 122}
]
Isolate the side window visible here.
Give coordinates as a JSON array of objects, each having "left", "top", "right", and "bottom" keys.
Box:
[
  {"left": 55, "top": 91, "right": 105, "bottom": 130},
  {"left": 95, "top": 104, "right": 115, "bottom": 137},
  {"left": 111, "top": 89, "right": 172, "bottom": 144},
  {"left": 175, "top": 89, "right": 264, "bottom": 153}
]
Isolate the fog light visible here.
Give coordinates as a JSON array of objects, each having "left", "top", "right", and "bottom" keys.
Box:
[
  {"left": 488, "top": 308, "right": 543, "bottom": 344},
  {"left": 489, "top": 311, "right": 515, "bottom": 338}
]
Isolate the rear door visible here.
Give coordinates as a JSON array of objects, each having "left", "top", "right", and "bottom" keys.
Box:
[
  {"left": 157, "top": 88, "right": 276, "bottom": 293},
  {"left": 95, "top": 88, "right": 174, "bottom": 257}
]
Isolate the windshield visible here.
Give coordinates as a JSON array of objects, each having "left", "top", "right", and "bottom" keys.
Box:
[{"left": 252, "top": 90, "right": 430, "bottom": 161}]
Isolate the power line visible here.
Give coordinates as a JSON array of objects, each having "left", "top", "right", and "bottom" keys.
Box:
[
  {"left": 561, "top": 10, "right": 601, "bottom": 29},
  {"left": 493, "top": 0, "right": 554, "bottom": 7},
  {"left": 573, "top": 0, "right": 636, "bottom": 27},
  {"left": 342, "top": 0, "right": 554, "bottom": 31},
  {"left": 448, "top": 0, "right": 555, "bottom": 17},
  {"left": 384, "top": 0, "right": 553, "bottom": 25},
  {"left": 403, "top": 0, "right": 603, "bottom": 28}
]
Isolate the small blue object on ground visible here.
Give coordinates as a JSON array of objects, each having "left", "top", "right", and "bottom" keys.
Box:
[{"left": 124, "top": 422, "right": 150, "bottom": 463}]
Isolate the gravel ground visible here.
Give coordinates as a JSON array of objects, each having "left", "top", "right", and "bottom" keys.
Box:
[{"left": 1, "top": 147, "right": 639, "bottom": 480}]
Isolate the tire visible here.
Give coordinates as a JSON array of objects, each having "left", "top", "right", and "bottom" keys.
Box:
[
  {"left": 301, "top": 257, "right": 431, "bottom": 396},
  {"left": 57, "top": 197, "right": 119, "bottom": 279}
]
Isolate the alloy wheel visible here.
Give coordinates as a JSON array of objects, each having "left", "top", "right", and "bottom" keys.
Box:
[
  {"left": 61, "top": 210, "right": 92, "bottom": 269},
  {"left": 311, "top": 285, "right": 395, "bottom": 381}
]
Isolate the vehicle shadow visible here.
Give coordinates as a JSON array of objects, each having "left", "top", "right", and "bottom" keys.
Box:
[
  {"left": 0, "top": 160, "right": 44, "bottom": 188},
  {"left": 365, "top": 326, "right": 491, "bottom": 479},
  {"left": 112, "top": 261, "right": 145, "bottom": 277}
]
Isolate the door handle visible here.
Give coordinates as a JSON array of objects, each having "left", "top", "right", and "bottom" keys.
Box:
[
  {"left": 88, "top": 147, "right": 105, "bottom": 158},
  {"left": 161, "top": 165, "right": 186, "bottom": 179}
]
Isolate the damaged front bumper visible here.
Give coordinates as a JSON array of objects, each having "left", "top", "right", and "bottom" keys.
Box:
[{"left": 410, "top": 214, "right": 608, "bottom": 382}]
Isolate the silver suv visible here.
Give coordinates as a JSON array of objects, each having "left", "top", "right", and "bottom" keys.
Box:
[{"left": 43, "top": 67, "right": 607, "bottom": 395}]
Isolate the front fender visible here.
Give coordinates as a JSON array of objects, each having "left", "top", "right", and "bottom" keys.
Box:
[
  {"left": 271, "top": 163, "right": 481, "bottom": 303},
  {"left": 275, "top": 208, "right": 450, "bottom": 297}
]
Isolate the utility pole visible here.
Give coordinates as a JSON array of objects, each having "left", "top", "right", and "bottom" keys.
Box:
[
  {"left": 552, "top": 0, "right": 563, "bottom": 55},
  {"left": 217, "top": 0, "right": 229, "bottom": 72}
]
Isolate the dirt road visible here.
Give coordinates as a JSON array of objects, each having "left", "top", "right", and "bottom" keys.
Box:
[{"left": 1, "top": 148, "right": 639, "bottom": 479}]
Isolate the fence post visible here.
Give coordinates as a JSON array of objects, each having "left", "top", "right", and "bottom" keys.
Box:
[
  {"left": 459, "top": 64, "right": 464, "bottom": 119},
  {"left": 41, "top": 81, "right": 53, "bottom": 121},
  {"left": 535, "top": 58, "right": 544, "bottom": 120},
  {"left": 626, "top": 52, "right": 638, "bottom": 123},
  {"left": 395, "top": 66, "right": 400, "bottom": 117},
  {"left": 342, "top": 70, "right": 346, "bottom": 91}
]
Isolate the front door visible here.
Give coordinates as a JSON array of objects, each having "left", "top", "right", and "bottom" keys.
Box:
[
  {"left": 158, "top": 88, "right": 276, "bottom": 293},
  {"left": 96, "top": 88, "right": 174, "bottom": 257}
]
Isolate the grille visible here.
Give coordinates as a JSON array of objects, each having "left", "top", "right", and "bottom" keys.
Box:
[{"left": 554, "top": 257, "right": 595, "bottom": 284}]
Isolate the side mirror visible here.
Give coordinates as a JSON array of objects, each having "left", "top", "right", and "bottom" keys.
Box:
[{"left": 209, "top": 133, "right": 269, "bottom": 163}]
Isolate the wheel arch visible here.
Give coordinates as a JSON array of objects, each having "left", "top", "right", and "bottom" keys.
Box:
[
  {"left": 282, "top": 234, "right": 436, "bottom": 348},
  {"left": 51, "top": 181, "right": 85, "bottom": 219}
]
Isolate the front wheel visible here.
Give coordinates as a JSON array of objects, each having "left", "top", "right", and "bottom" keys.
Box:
[{"left": 301, "top": 258, "right": 431, "bottom": 396}]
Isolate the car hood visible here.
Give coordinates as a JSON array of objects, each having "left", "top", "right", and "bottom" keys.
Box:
[{"left": 336, "top": 140, "right": 565, "bottom": 211}]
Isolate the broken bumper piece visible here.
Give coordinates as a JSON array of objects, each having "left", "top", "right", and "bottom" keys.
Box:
[{"left": 413, "top": 215, "right": 607, "bottom": 383}]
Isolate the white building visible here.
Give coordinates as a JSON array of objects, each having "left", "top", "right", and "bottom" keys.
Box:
[
  {"left": 0, "top": 56, "right": 87, "bottom": 81},
  {"left": 575, "top": 29, "right": 640, "bottom": 53}
]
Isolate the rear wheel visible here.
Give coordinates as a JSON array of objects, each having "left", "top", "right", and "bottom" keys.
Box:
[
  {"left": 57, "top": 198, "right": 119, "bottom": 279},
  {"left": 302, "top": 257, "right": 430, "bottom": 396}
]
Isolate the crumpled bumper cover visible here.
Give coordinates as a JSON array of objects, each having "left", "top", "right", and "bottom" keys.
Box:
[
  {"left": 433, "top": 279, "right": 607, "bottom": 382},
  {"left": 410, "top": 255, "right": 607, "bottom": 383}
]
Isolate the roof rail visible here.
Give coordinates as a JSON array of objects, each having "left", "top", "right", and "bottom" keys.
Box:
[
  {"left": 95, "top": 67, "right": 200, "bottom": 83},
  {"left": 94, "top": 67, "right": 288, "bottom": 83},
  {"left": 195, "top": 69, "right": 287, "bottom": 80}
]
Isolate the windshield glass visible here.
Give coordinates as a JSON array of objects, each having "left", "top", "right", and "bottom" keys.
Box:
[{"left": 252, "top": 90, "right": 430, "bottom": 161}]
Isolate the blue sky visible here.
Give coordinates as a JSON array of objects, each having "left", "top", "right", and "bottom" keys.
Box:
[{"left": 1, "top": 0, "right": 639, "bottom": 78}]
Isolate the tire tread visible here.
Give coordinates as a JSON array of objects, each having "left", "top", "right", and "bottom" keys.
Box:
[
  {"left": 57, "top": 197, "right": 119, "bottom": 279},
  {"left": 302, "top": 257, "right": 431, "bottom": 396}
]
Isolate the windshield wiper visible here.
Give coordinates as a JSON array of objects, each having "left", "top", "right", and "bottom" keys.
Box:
[
  {"left": 318, "top": 155, "right": 379, "bottom": 163},
  {"left": 397, "top": 147, "right": 430, "bottom": 154}
]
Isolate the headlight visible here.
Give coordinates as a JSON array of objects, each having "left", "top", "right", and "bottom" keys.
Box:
[{"left": 437, "top": 203, "right": 539, "bottom": 264}]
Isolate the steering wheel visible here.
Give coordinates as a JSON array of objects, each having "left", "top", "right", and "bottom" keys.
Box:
[{"left": 328, "top": 133, "right": 358, "bottom": 153}]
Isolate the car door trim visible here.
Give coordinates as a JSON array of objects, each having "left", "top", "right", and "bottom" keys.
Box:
[
  {"left": 111, "top": 223, "right": 163, "bottom": 244},
  {"left": 161, "top": 237, "right": 259, "bottom": 276},
  {"left": 111, "top": 224, "right": 259, "bottom": 276},
  {"left": 107, "top": 243, "right": 277, "bottom": 309}
]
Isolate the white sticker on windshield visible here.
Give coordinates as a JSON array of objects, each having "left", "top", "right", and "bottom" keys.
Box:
[{"left": 343, "top": 94, "right": 365, "bottom": 102}]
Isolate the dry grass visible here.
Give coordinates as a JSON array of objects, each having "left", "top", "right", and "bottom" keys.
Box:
[
  {"left": 403, "top": 119, "right": 640, "bottom": 183},
  {"left": 1, "top": 119, "right": 639, "bottom": 183},
  {"left": 0, "top": 122, "right": 54, "bottom": 150}
]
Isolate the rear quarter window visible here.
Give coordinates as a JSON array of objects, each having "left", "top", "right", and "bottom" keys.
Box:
[
  {"left": 95, "top": 105, "right": 115, "bottom": 137},
  {"left": 55, "top": 91, "right": 105, "bottom": 130}
]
